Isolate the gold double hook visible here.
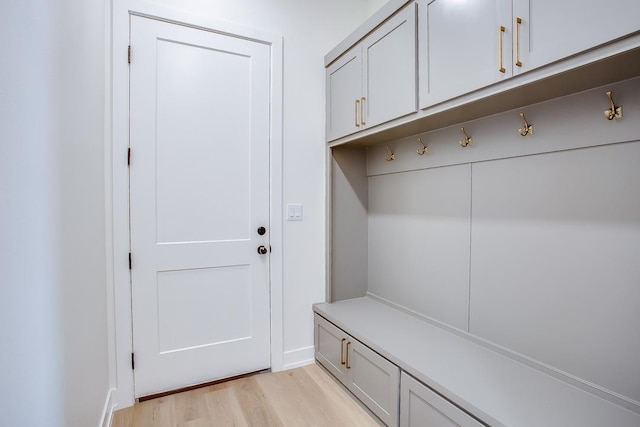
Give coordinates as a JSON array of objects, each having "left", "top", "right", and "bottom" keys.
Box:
[
  {"left": 384, "top": 146, "right": 396, "bottom": 161},
  {"left": 518, "top": 113, "right": 533, "bottom": 137},
  {"left": 416, "top": 137, "right": 428, "bottom": 155},
  {"left": 604, "top": 91, "right": 623, "bottom": 120},
  {"left": 459, "top": 128, "right": 472, "bottom": 147}
]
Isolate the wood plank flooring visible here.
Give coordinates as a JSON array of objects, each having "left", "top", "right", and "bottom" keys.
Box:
[{"left": 112, "top": 363, "right": 379, "bottom": 427}]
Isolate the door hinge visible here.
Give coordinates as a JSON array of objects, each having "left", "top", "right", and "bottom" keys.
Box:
[
  {"left": 128, "top": 45, "right": 131, "bottom": 64},
  {"left": 127, "top": 148, "right": 131, "bottom": 166},
  {"left": 129, "top": 252, "right": 132, "bottom": 270},
  {"left": 131, "top": 352, "right": 135, "bottom": 370}
]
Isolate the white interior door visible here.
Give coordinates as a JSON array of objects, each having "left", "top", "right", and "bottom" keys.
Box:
[{"left": 129, "top": 15, "right": 271, "bottom": 397}]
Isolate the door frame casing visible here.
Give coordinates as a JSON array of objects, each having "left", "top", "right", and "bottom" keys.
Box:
[{"left": 110, "top": 0, "right": 284, "bottom": 408}]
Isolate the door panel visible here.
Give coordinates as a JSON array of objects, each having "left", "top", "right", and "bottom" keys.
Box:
[
  {"left": 419, "top": 0, "right": 512, "bottom": 109},
  {"left": 155, "top": 39, "right": 252, "bottom": 243},
  {"left": 315, "top": 315, "right": 348, "bottom": 382},
  {"left": 326, "top": 47, "right": 362, "bottom": 141},
  {"left": 157, "top": 266, "right": 252, "bottom": 353},
  {"left": 363, "top": 3, "right": 417, "bottom": 128},
  {"left": 347, "top": 339, "right": 400, "bottom": 427},
  {"left": 513, "top": 0, "right": 640, "bottom": 74},
  {"left": 401, "top": 372, "right": 484, "bottom": 427},
  {"left": 130, "top": 15, "right": 271, "bottom": 397}
]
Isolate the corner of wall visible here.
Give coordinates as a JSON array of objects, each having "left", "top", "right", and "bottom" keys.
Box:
[
  {"left": 282, "top": 346, "right": 316, "bottom": 370},
  {"left": 99, "top": 388, "right": 117, "bottom": 427}
]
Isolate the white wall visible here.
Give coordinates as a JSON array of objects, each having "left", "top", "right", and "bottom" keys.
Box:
[
  {"left": 147, "top": 0, "right": 387, "bottom": 366},
  {"left": 0, "top": 1, "right": 110, "bottom": 426}
]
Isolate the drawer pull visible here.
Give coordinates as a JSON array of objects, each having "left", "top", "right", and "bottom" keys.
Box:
[
  {"left": 346, "top": 341, "right": 351, "bottom": 369},
  {"left": 498, "top": 25, "right": 506, "bottom": 73},
  {"left": 515, "top": 17, "right": 522, "bottom": 67},
  {"left": 360, "top": 97, "right": 366, "bottom": 126},
  {"left": 355, "top": 99, "right": 360, "bottom": 127},
  {"left": 340, "top": 338, "right": 346, "bottom": 365}
]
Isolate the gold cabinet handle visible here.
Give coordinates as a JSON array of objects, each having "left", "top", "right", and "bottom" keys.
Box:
[
  {"left": 515, "top": 17, "right": 522, "bottom": 67},
  {"left": 340, "top": 338, "right": 346, "bottom": 365},
  {"left": 346, "top": 341, "right": 351, "bottom": 369},
  {"left": 360, "top": 97, "right": 366, "bottom": 126},
  {"left": 498, "top": 25, "right": 506, "bottom": 73},
  {"left": 355, "top": 99, "right": 360, "bottom": 127}
]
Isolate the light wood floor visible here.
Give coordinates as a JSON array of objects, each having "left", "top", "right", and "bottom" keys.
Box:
[{"left": 112, "top": 363, "right": 379, "bottom": 427}]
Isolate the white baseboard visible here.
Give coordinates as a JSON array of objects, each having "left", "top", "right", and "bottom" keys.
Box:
[
  {"left": 282, "top": 346, "right": 315, "bottom": 370},
  {"left": 99, "top": 388, "right": 116, "bottom": 427}
]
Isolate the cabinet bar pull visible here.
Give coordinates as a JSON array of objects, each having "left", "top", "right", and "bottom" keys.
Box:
[
  {"left": 355, "top": 99, "right": 360, "bottom": 127},
  {"left": 498, "top": 25, "right": 506, "bottom": 73},
  {"left": 515, "top": 17, "right": 522, "bottom": 67},
  {"left": 346, "top": 341, "right": 351, "bottom": 369},
  {"left": 340, "top": 338, "right": 346, "bottom": 365},
  {"left": 360, "top": 97, "right": 366, "bottom": 125}
]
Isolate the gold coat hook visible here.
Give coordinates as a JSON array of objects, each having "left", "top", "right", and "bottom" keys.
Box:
[
  {"left": 417, "top": 137, "right": 428, "bottom": 156},
  {"left": 459, "top": 128, "right": 472, "bottom": 147},
  {"left": 604, "top": 91, "right": 622, "bottom": 120},
  {"left": 384, "top": 146, "right": 396, "bottom": 161},
  {"left": 518, "top": 113, "right": 533, "bottom": 136}
]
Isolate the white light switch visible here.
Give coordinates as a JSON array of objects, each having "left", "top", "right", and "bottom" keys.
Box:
[{"left": 287, "top": 204, "right": 303, "bottom": 221}]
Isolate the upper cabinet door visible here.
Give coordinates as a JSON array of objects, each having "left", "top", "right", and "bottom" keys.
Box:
[
  {"left": 362, "top": 3, "right": 418, "bottom": 129},
  {"left": 326, "top": 3, "right": 417, "bottom": 142},
  {"left": 419, "top": 0, "right": 512, "bottom": 109},
  {"left": 326, "top": 46, "right": 362, "bottom": 142},
  {"left": 513, "top": 0, "right": 640, "bottom": 74}
]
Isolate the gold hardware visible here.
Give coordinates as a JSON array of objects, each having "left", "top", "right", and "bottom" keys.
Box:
[
  {"left": 384, "top": 146, "right": 396, "bottom": 161},
  {"left": 604, "top": 91, "right": 623, "bottom": 120},
  {"left": 518, "top": 113, "right": 533, "bottom": 136},
  {"left": 340, "top": 338, "right": 346, "bottom": 365},
  {"left": 459, "top": 128, "right": 472, "bottom": 148},
  {"left": 515, "top": 17, "right": 522, "bottom": 67},
  {"left": 417, "top": 137, "right": 428, "bottom": 156},
  {"left": 346, "top": 341, "right": 351, "bottom": 369},
  {"left": 355, "top": 99, "right": 360, "bottom": 127},
  {"left": 498, "top": 25, "right": 506, "bottom": 73},
  {"left": 360, "top": 97, "right": 366, "bottom": 126}
]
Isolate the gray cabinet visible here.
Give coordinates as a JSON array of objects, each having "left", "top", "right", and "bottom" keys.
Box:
[
  {"left": 326, "top": 46, "right": 362, "bottom": 142},
  {"left": 418, "top": 0, "right": 511, "bottom": 109},
  {"left": 400, "top": 372, "right": 484, "bottom": 427},
  {"left": 315, "top": 315, "right": 400, "bottom": 426},
  {"left": 512, "top": 0, "right": 640, "bottom": 74},
  {"left": 315, "top": 312, "right": 348, "bottom": 381},
  {"left": 418, "top": 0, "right": 640, "bottom": 110},
  {"left": 326, "top": 3, "right": 417, "bottom": 141}
]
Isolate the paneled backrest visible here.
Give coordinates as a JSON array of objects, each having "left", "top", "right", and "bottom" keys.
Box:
[{"left": 356, "top": 76, "right": 640, "bottom": 404}]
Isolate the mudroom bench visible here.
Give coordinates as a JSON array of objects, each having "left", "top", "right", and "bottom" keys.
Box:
[{"left": 314, "top": 297, "right": 640, "bottom": 427}]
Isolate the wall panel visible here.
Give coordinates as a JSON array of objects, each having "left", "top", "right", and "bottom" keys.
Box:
[
  {"left": 470, "top": 142, "right": 640, "bottom": 402},
  {"left": 368, "top": 165, "right": 471, "bottom": 330}
]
